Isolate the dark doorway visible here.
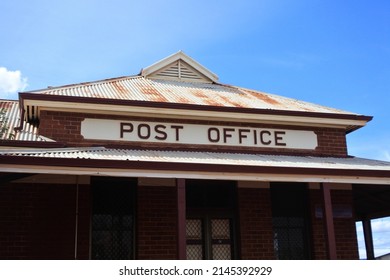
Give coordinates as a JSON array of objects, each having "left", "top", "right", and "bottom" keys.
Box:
[
  {"left": 91, "top": 177, "right": 136, "bottom": 260},
  {"left": 185, "top": 179, "right": 237, "bottom": 260},
  {"left": 271, "top": 182, "right": 311, "bottom": 259}
]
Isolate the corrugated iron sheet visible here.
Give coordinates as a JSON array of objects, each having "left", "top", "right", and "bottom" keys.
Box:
[
  {"left": 27, "top": 76, "right": 353, "bottom": 115},
  {"left": 0, "top": 100, "right": 53, "bottom": 141},
  {"left": 2, "top": 146, "right": 390, "bottom": 171}
]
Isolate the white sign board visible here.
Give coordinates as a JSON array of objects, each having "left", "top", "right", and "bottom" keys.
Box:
[{"left": 81, "top": 118, "right": 318, "bottom": 150}]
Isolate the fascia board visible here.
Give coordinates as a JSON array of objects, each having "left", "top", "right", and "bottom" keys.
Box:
[
  {"left": 23, "top": 98, "right": 368, "bottom": 129},
  {"left": 1, "top": 164, "right": 390, "bottom": 185}
]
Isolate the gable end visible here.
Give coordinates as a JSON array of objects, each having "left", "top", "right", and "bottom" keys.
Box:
[
  {"left": 141, "top": 51, "right": 218, "bottom": 83},
  {"left": 148, "top": 59, "right": 212, "bottom": 83}
]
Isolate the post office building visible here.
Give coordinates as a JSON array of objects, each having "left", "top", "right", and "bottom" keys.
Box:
[{"left": 1, "top": 52, "right": 390, "bottom": 260}]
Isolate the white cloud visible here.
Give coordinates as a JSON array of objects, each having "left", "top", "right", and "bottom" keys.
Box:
[
  {"left": 383, "top": 150, "right": 390, "bottom": 161},
  {"left": 371, "top": 217, "right": 390, "bottom": 233},
  {"left": 0, "top": 67, "right": 28, "bottom": 98},
  {"left": 356, "top": 218, "right": 390, "bottom": 259}
]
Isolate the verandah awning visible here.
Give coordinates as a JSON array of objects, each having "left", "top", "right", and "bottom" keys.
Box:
[{"left": 1, "top": 147, "right": 390, "bottom": 184}]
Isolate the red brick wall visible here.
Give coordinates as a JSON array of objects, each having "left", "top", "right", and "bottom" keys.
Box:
[
  {"left": 238, "top": 188, "right": 275, "bottom": 259},
  {"left": 0, "top": 182, "right": 91, "bottom": 260},
  {"left": 1, "top": 180, "right": 359, "bottom": 260},
  {"left": 314, "top": 128, "right": 347, "bottom": 156},
  {"left": 136, "top": 186, "right": 177, "bottom": 259},
  {"left": 309, "top": 189, "right": 359, "bottom": 259},
  {"left": 38, "top": 111, "right": 348, "bottom": 157},
  {"left": 238, "top": 187, "right": 358, "bottom": 260},
  {"left": 0, "top": 183, "right": 33, "bottom": 259},
  {"left": 39, "top": 111, "right": 84, "bottom": 145}
]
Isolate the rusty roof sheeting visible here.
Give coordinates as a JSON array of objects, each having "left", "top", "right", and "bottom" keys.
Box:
[
  {"left": 0, "top": 100, "right": 53, "bottom": 142},
  {"left": 25, "top": 76, "right": 355, "bottom": 115},
  {"left": 2, "top": 146, "right": 390, "bottom": 171}
]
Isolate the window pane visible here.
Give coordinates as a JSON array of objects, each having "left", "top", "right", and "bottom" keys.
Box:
[
  {"left": 212, "top": 245, "right": 231, "bottom": 260},
  {"left": 186, "top": 219, "right": 203, "bottom": 260},
  {"left": 186, "top": 219, "right": 202, "bottom": 239},
  {"left": 187, "top": 245, "right": 203, "bottom": 260},
  {"left": 211, "top": 219, "right": 230, "bottom": 239}
]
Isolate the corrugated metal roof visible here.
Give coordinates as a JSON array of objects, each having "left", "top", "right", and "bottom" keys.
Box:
[
  {"left": 26, "top": 76, "right": 354, "bottom": 115},
  {"left": 0, "top": 100, "right": 53, "bottom": 142},
  {"left": 2, "top": 146, "right": 390, "bottom": 171}
]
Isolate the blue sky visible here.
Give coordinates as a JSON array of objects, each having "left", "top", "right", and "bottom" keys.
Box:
[{"left": 1, "top": 0, "right": 389, "bottom": 258}]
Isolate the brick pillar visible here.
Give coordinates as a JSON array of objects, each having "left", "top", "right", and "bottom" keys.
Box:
[
  {"left": 137, "top": 186, "right": 177, "bottom": 259},
  {"left": 238, "top": 188, "right": 275, "bottom": 259},
  {"left": 309, "top": 189, "right": 359, "bottom": 259}
]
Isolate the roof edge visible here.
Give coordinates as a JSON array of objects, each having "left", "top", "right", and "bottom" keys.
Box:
[
  {"left": 0, "top": 140, "right": 65, "bottom": 148},
  {"left": 2, "top": 154, "right": 390, "bottom": 183},
  {"left": 19, "top": 92, "right": 373, "bottom": 124}
]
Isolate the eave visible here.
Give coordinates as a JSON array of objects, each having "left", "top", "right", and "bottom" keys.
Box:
[
  {"left": 19, "top": 93, "right": 372, "bottom": 133},
  {"left": 1, "top": 155, "right": 390, "bottom": 185}
]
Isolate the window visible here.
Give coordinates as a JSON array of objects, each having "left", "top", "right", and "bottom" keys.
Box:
[{"left": 186, "top": 217, "right": 234, "bottom": 260}]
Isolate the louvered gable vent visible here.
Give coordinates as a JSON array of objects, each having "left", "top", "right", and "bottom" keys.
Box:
[
  {"left": 149, "top": 59, "right": 210, "bottom": 83},
  {"left": 141, "top": 51, "right": 218, "bottom": 83}
]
